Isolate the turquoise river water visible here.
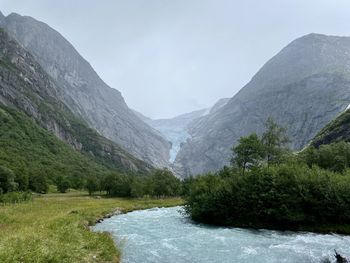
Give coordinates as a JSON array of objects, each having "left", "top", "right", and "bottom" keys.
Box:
[{"left": 92, "top": 206, "right": 350, "bottom": 263}]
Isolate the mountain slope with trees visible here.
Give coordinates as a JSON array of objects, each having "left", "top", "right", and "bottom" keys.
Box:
[
  {"left": 0, "top": 27, "right": 152, "bottom": 184},
  {"left": 311, "top": 109, "right": 350, "bottom": 147},
  {"left": 0, "top": 11, "right": 171, "bottom": 168}
]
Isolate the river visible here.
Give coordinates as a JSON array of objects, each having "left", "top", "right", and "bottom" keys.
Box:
[{"left": 92, "top": 206, "right": 350, "bottom": 263}]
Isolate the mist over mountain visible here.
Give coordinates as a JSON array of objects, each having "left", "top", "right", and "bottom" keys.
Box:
[
  {"left": 175, "top": 33, "right": 350, "bottom": 176},
  {"left": 0, "top": 12, "right": 171, "bottom": 168}
]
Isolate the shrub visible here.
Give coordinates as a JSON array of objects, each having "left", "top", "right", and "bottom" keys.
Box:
[
  {"left": 0, "top": 166, "right": 18, "bottom": 193},
  {"left": 185, "top": 164, "right": 350, "bottom": 230},
  {"left": 0, "top": 191, "right": 32, "bottom": 204}
]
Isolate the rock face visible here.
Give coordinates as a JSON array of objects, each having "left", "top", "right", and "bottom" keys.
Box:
[
  {"left": 175, "top": 34, "right": 350, "bottom": 176},
  {"left": 0, "top": 12, "right": 170, "bottom": 168},
  {"left": 138, "top": 98, "right": 230, "bottom": 165},
  {"left": 144, "top": 109, "right": 207, "bottom": 163},
  {"left": 0, "top": 27, "right": 152, "bottom": 174}
]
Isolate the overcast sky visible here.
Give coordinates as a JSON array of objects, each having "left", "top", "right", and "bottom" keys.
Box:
[{"left": 1, "top": 0, "right": 350, "bottom": 118}]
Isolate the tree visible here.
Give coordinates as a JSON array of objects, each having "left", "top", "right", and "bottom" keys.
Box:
[
  {"left": 86, "top": 176, "right": 99, "bottom": 196},
  {"left": 102, "top": 173, "right": 133, "bottom": 197},
  {"left": 130, "top": 176, "right": 147, "bottom": 198},
  {"left": 231, "top": 133, "right": 265, "bottom": 175},
  {"left": 110, "top": 174, "right": 133, "bottom": 197},
  {"left": 150, "top": 169, "right": 181, "bottom": 197},
  {"left": 0, "top": 166, "right": 18, "bottom": 193},
  {"left": 56, "top": 176, "right": 70, "bottom": 193},
  {"left": 29, "top": 173, "right": 48, "bottom": 194},
  {"left": 262, "top": 118, "right": 289, "bottom": 166}
]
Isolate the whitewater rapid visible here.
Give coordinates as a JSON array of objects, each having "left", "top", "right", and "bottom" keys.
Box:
[{"left": 93, "top": 206, "right": 350, "bottom": 263}]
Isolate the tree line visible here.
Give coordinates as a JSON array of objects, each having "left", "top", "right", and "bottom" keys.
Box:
[{"left": 85, "top": 168, "right": 182, "bottom": 197}]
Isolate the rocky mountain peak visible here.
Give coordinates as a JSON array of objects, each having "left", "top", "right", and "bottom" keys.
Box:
[{"left": 1, "top": 12, "right": 171, "bottom": 168}]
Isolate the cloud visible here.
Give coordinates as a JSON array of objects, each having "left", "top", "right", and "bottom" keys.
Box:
[{"left": 2, "top": 0, "right": 350, "bottom": 118}]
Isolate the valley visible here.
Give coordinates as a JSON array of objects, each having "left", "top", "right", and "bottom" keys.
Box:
[{"left": 1, "top": 3, "right": 350, "bottom": 263}]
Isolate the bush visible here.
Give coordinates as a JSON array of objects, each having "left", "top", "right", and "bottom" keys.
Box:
[
  {"left": 0, "top": 166, "right": 18, "bottom": 193},
  {"left": 56, "top": 176, "right": 71, "bottom": 193},
  {"left": 29, "top": 173, "right": 48, "bottom": 194},
  {"left": 0, "top": 191, "right": 32, "bottom": 204},
  {"left": 185, "top": 164, "right": 350, "bottom": 230},
  {"left": 300, "top": 141, "right": 350, "bottom": 173}
]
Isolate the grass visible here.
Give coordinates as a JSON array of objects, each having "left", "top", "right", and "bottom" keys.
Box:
[{"left": 0, "top": 191, "right": 184, "bottom": 263}]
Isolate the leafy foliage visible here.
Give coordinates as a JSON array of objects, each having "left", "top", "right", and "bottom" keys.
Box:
[
  {"left": 301, "top": 141, "right": 350, "bottom": 173},
  {"left": 0, "top": 165, "right": 17, "bottom": 193},
  {"left": 185, "top": 164, "right": 350, "bottom": 232},
  {"left": 231, "top": 133, "right": 265, "bottom": 174},
  {"left": 185, "top": 118, "right": 350, "bottom": 233},
  {"left": 93, "top": 169, "right": 182, "bottom": 198},
  {"left": 261, "top": 117, "right": 290, "bottom": 166},
  {"left": 56, "top": 176, "right": 71, "bottom": 193}
]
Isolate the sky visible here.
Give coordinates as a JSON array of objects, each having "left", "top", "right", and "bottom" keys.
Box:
[{"left": 1, "top": 0, "right": 350, "bottom": 119}]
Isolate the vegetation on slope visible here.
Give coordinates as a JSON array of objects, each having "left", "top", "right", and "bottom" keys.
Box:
[
  {"left": 0, "top": 28, "right": 151, "bottom": 176},
  {"left": 0, "top": 106, "right": 111, "bottom": 193},
  {"left": 312, "top": 109, "right": 350, "bottom": 147},
  {"left": 0, "top": 192, "right": 183, "bottom": 263},
  {"left": 0, "top": 105, "right": 182, "bottom": 198},
  {"left": 184, "top": 118, "right": 350, "bottom": 233}
]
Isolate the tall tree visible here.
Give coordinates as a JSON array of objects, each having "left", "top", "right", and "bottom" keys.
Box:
[
  {"left": 261, "top": 118, "right": 289, "bottom": 166},
  {"left": 86, "top": 176, "right": 99, "bottom": 196},
  {"left": 231, "top": 133, "right": 265, "bottom": 175}
]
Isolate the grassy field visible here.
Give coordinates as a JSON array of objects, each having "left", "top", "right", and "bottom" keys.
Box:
[{"left": 0, "top": 192, "right": 184, "bottom": 263}]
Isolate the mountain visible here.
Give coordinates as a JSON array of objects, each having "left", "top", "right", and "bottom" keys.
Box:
[
  {"left": 0, "top": 27, "right": 151, "bottom": 175},
  {"left": 0, "top": 12, "right": 171, "bottom": 168},
  {"left": 186, "top": 98, "right": 230, "bottom": 136},
  {"left": 175, "top": 33, "right": 350, "bottom": 176}
]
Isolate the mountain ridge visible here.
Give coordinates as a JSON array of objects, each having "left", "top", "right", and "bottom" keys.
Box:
[
  {"left": 175, "top": 33, "right": 350, "bottom": 176},
  {"left": 0, "top": 12, "right": 171, "bottom": 168},
  {"left": 0, "top": 27, "right": 151, "bottom": 174}
]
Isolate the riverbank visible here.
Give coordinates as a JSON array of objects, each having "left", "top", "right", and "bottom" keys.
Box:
[{"left": 0, "top": 191, "right": 183, "bottom": 263}]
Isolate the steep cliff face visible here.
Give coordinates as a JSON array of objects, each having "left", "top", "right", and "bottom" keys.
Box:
[
  {"left": 0, "top": 28, "right": 152, "bottom": 174},
  {"left": 1, "top": 12, "right": 170, "bottom": 168},
  {"left": 175, "top": 34, "right": 350, "bottom": 176}
]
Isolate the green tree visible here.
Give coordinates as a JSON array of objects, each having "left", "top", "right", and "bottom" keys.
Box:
[
  {"left": 130, "top": 176, "right": 147, "bottom": 198},
  {"left": 231, "top": 133, "right": 265, "bottom": 175},
  {"left": 29, "top": 173, "right": 48, "bottom": 194},
  {"left": 262, "top": 118, "right": 289, "bottom": 166},
  {"left": 0, "top": 166, "right": 18, "bottom": 193},
  {"left": 86, "top": 176, "right": 99, "bottom": 196},
  {"left": 110, "top": 174, "right": 133, "bottom": 197},
  {"left": 301, "top": 141, "right": 350, "bottom": 173},
  {"left": 150, "top": 169, "right": 181, "bottom": 197},
  {"left": 56, "top": 176, "right": 70, "bottom": 193}
]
